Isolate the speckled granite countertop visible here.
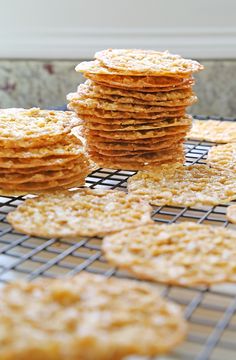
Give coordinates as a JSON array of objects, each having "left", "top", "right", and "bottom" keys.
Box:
[{"left": 0, "top": 60, "right": 235, "bottom": 117}]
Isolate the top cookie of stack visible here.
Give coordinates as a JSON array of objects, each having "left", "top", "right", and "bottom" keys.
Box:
[
  {"left": 0, "top": 108, "right": 91, "bottom": 195},
  {"left": 68, "top": 49, "right": 203, "bottom": 170}
]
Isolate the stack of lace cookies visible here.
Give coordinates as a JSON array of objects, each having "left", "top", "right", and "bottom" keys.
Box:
[
  {"left": 0, "top": 108, "right": 91, "bottom": 195},
  {"left": 67, "top": 49, "right": 203, "bottom": 170}
]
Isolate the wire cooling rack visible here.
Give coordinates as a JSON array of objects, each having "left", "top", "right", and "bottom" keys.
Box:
[{"left": 1, "top": 115, "right": 236, "bottom": 360}]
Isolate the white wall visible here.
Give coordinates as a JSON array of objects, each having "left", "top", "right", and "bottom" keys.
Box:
[{"left": 0, "top": 0, "right": 235, "bottom": 59}]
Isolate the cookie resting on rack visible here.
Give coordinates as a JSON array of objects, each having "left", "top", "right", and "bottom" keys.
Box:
[
  {"left": 7, "top": 188, "right": 152, "bottom": 238},
  {"left": 103, "top": 222, "right": 236, "bottom": 286},
  {"left": 127, "top": 164, "right": 236, "bottom": 207},
  {"left": 188, "top": 119, "right": 236, "bottom": 143},
  {"left": 0, "top": 273, "right": 187, "bottom": 360}
]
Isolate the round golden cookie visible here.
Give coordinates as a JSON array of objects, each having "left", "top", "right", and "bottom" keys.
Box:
[
  {"left": 81, "top": 71, "right": 194, "bottom": 89},
  {"left": 89, "top": 138, "right": 183, "bottom": 155},
  {"left": 78, "top": 114, "right": 191, "bottom": 125},
  {"left": 0, "top": 159, "right": 90, "bottom": 184},
  {"left": 0, "top": 132, "right": 83, "bottom": 159},
  {"left": 187, "top": 120, "right": 236, "bottom": 143},
  {"left": 0, "top": 169, "right": 73, "bottom": 185},
  {"left": 128, "top": 164, "right": 236, "bottom": 207},
  {"left": 90, "top": 144, "right": 183, "bottom": 163},
  {"left": 86, "top": 138, "right": 186, "bottom": 152},
  {"left": 83, "top": 116, "right": 191, "bottom": 132},
  {"left": 207, "top": 144, "right": 236, "bottom": 171},
  {"left": 70, "top": 106, "right": 185, "bottom": 120},
  {"left": 86, "top": 125, "right": 190, "bottom": 144},
  {"left": 76, "top": 58, "right": 198, "bottom": 80},
  {"left": 85, "top": 73, "right": 195, "bottom": 92},
  {"left": 79, "top": 79, "right": 195, "bottom": 100},
  {"left": 89, "top": 148, "right": 176, "bottom": 157},
  {"left": 0, "top": 157, "right": 88, "bottom": 174},
  {"left": 103, "top": 222, "right": 236, "bottom": 286},
  {"left": 88, "top": 136, "right": 185, "bottom": 152},
  {"left": 75, "top": 84, "right": 197, "bottom": 107},
  {"left": 89, "top": 131, "right": 185, "bottom": 145},
  {"left": 68, "top": 95, "right": 188, "bottom": 114},
  {"left": 0, "top": 108, "right": 81, "bottom": 148},
  {"left": 0, "top": 154, "right": 84, "bottom": 169},
  {"left": 227, "top": 205, "right": 236, "bottom": 224},
  {"left": 0, "top": 163, "right": 91, "bottom": 193},
  {"left": 86, "top": 125, "right": 190, "bottom": 140},
  {"left": 7, "top": 189, "right": 152, "bottom": 237},
  {"left": 1, "top": 172, "right": 88, "bottom": 192},
  {"left": 0, "top": 172, "right": 90, "bottom": 196},
  {"left": 0, "top": 273, "right": 187, "bottom": 360},
  {"left": 95, "top": 49, "right": 204, "bottom": 76},
  {"left": 84, "top": 79, "right": 194, "bottom": 100}
]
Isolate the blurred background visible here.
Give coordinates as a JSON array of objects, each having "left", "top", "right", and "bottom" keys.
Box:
[{"left": 0, "top": 0, "right": 235, "bottom": 116}]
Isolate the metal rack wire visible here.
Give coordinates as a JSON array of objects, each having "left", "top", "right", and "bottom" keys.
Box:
[{"left": 0, "top": 115, "right": 236, "bottom": 360}]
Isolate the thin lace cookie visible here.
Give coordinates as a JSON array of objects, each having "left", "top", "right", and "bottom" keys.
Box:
[
  {"left": 187, "top": 119, "right": 236, "bottom": 143},
  {"left": 0, "top": 108, "right": 81, "bottom": 148},
  {"left": 127, "top": 164, "right": 236, "bottom": 207},
  {"left": 7, "top": 188, "right": 152, "bottom": 238},
  {"left": 95, "top": 49, "right": 204, "bottom": 76},
  {"left": 103, "top": 222, "right": 236, "bottom": 286},
  {"left": 80, "top": 80, "right": 195, "bottom": 101},
  {"left": 0, "top": 273, "right": 187, "bottom": 360}
]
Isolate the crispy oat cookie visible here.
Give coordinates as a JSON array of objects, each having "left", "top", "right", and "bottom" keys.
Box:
[
  {"left": 84, "top": 125, "right": 190, "bottom": 143},
  {"left": 0, "top": 108, "right": 81, "bottom": 148},
  {"left": 89, "top": 137, "right": 183, "bottom": 154},
  {"left": 84, "top": 80, "right": 194, "bottom": 101},
  {"left": 86, "top": 125, "right": 190, "bottom": 144},
  {"left": 0, "top": 133, "right": 83, "bottom": 159},
  {"left": 7, "top": 189, "right": 152, "bottom": 237},
  {"left": 88, "top": 136, "right": 185, "bottom": 152},
  {"left": 71, "top": 106, "right": 185, "bottom": 120},
  {"left": 78, "top": 114, "right": 191, "bottom": 125},
  {"left": 83, "top": 116, "right": 191, "bottom": 132},
  {"left": 0, "top": 273, "right": 187, "bottom": 360},
  {"left": 0, "top": 157, "right": 88, "bottom": 174},
  {"left": 89, "top": 147, "right": 179, "bottom": 157},
  {"left": 84, "top": 72, "right": 195, "bottom": 90},
  {"left": 1, "top": 179, "right": 84, "bottom": 194},
  {"left": 86, "top": 124, "right": 191, "bottom": 140},
  {"left": 0, "top": 160, "right": 90, "bottom": 184},
  {"left": 128, "top": 164, "right": 236, "bottom": 207},
  {"left": 2, "top": 172, "right": 88, "bottom": 192},
  {"left": 103, "top": 222, "right": 236, "bottom": 286},
  {"left": 76, "top": 58, "right": 198, "bottom": 80},
  {"left": 0, "top": 155, "right": 81, "bottom": 169},
  {"left": 89, "top": 144, "right": 183, "bottom": 163},
  {"left": 75, "top": 84, "right": 196, "bottom": 107},
  {"left": 188, "top": 120, "right": 236, "bottom": 143},
  {"left": 207, "top": 144, "right": 236, "bottom": 171},
  {"left": 95, "top": 49, "right": 203, "bottom": 76},
  {"left": 68, "top": 95, "right": 187, "bottom": 113},
  {"left": 227, "top": 205, "right": 236, "bottom": 224}
]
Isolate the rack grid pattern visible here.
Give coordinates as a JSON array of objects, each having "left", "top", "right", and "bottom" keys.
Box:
[{"left": 0, "top": 115, "right": 236, "bottom": 360}]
